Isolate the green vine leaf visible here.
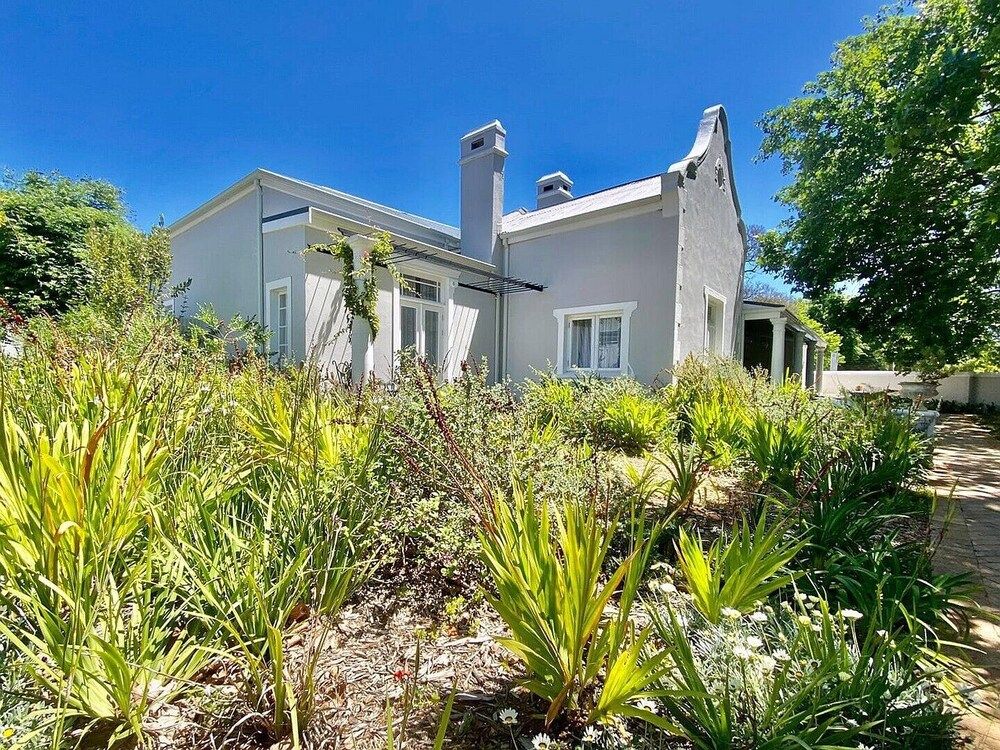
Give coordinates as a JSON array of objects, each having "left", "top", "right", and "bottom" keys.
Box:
[{"left": 305, "top": 231, "right": 402, "bottom": 341}]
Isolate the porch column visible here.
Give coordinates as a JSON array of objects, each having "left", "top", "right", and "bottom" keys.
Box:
[
  {"left": 792, "top": 331, "right": 805, "bottom": 383},
  {"left": 348, "top": 235, "right": 376, "bottom": 385},
  {"left": 804, "top": 341, "right": 817, "bottom": 388},
  {"left": 815, "top": 343, "right": 827, "bottom": 394},
  {"left": 769, "top": 317, "right": 786, "bottom": 384}
]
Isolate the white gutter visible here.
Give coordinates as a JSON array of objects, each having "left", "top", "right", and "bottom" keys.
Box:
[
  {"left": 500, "top": 237, "right": 511, "bottom": 381},
  {"left": 256, "top": 178, "right": 264, "bottom": 349}
]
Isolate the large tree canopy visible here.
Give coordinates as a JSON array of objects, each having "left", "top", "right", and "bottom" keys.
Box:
[
  {"left": 758, "top": 0, "right": 999, "bottom": 372},
  {"left": 0, "top": 172, "right": 128, "bottom": 316}
]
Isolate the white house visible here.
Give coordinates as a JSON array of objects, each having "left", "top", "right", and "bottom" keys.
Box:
[{"left": 168, "top": 105, "right": 822, "bottom": 386}]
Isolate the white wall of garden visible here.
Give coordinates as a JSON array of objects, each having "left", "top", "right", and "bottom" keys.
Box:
[{"left": 820, "top": 371, "right": 1000, "bottom": 407}]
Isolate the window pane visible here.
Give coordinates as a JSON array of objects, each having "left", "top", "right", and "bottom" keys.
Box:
[
  {"left": 271, "top": 289, "right": 290, "bottom": 357},
  {"left": 597, "top": 316, "right": 621, "bottom": 369},
  {"left": 278, "top": 292, "right": 288, "bottom": 326},
  {"left": 424, "top": 308, "right": 440, "bottom": 364},
  {"left": 402, "top": 275, "right": 440, "bottom": 302},
  {"left": 706, "top": 299, "right": 722, "bottom": 352},
  {"left": 569, "top": 318, "right": 592, "bottom": 369},
  {"left": 400, "top": 305, "right": 417, "bottom": 350}
]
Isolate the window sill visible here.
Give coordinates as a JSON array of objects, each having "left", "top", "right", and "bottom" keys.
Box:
[{"left": 559, "top": 367, "right": 625, "bottom": 378}]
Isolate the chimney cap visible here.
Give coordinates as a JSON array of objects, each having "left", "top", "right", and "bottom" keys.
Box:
[
  {"left": 460, "top": 120, "right": 507, "bottom": 164},
  {"left": 536, "top": 171, "right": 573, "bottom": 189},
  {"left": 462, "top": 120, "right": 506, "bottom": 141},
  {"left": 535, "top": 171, "right": 574, "bottom": 209}
]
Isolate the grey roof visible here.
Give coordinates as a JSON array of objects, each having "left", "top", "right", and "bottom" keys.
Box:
[
  {"left": 278, "top": 171, "right": 460, "bottom": 240},
  {"left": 169, "top": 168, "right": 459, "bottom": 247},
  {"left": 172, "top": 106, "right": 739, "bottom": 252},
  {"left": 501, "top": 175, "right": 661, "bottom": 235}
]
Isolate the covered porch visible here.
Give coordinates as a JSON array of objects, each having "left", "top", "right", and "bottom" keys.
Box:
[{"left": 741, "top": 302, "right": 826, "bottom": 389}]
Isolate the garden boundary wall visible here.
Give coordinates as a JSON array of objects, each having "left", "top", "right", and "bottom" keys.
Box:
[{"left": 820, "top": 371, "right": 1000, "bottom": 406}]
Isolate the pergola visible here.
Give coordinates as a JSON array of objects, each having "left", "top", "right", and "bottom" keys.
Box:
[{"left": 741, "top": 301, "right": 827, "bottom": 390}]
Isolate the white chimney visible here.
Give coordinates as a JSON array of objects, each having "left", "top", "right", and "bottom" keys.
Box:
[
  {"left": 535, "top": 171, "right": 573, "bottom": 209},
  {"left": 459, "top": 120, "right": 506, "bottom": 265}
]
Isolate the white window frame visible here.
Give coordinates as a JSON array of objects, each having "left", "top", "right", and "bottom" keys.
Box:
[
  {"left": 391, "top": 261, "right": 458, "bottom": 376},
  {"left": 553, "top": 301, "right": 637, "bottom": 377},
  {"left": 703, "top": 286, "right": 727, "bottom": 354},
  {"left": 265, "top": 277, "right": 292, "bottom": 361}
]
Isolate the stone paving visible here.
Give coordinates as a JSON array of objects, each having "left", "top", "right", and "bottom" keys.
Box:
[{"left": 929, "top": 415, "right": 1000, "bottom": 748}]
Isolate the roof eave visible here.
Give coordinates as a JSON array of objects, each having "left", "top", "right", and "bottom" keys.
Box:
[
  {"left": 500, "top": 194, "right": 662, "bottom": 243},
  {"left": 168, "top": 168, "right": 460, "bottom": 245}
]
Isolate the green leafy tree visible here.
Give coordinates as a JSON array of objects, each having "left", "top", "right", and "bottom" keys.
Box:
[
  {"left": 806, "top": 292, "right": 891, "bottom": 370},
  {"left": 758, "top": 0, "right": 1000, "bottom": 372},
  {"left": 84, "top": 224, "right": 172, "bottom": 322},
  {"left": 0, "top": 172, "right": 127, "bottom": 316}
]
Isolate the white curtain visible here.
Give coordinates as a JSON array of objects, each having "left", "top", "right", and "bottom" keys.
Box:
[
  {"left": 597, "top": 317, "right": 621, "bottom": 369},
  {"left": 570, "top": 318, "right": 592, "bottom": 368}
]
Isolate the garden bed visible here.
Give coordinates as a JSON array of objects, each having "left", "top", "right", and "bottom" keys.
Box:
[{"left": 0, "top": 310, "right": 988, "bottom": 750}]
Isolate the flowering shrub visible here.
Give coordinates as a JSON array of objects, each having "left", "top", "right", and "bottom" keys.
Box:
[{"left": 647, "top": 590, "right": 959, "bottom": 748}]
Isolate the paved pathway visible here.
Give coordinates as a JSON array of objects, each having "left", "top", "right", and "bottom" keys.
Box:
[{"left": 929, "top": 415, "right": 1000, "bottom": 748}]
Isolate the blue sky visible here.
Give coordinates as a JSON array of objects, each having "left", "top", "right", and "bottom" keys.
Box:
[{"left": 1, "top": 1, "right": 881, "bottom": 239}]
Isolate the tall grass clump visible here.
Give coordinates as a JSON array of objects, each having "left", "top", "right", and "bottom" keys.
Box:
[
  {"left": 479, "top": 483, "right": 672, "bottom": 728},
  {"left": 0, "top": 311, "right": 390, "bottom": 746},
  {"left": 674, "top": 515, "right": 805, "bottom": 623}
]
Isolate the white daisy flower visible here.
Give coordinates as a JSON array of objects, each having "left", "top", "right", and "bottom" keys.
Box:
[
  {"left": 635, "top": 698, "right": 659, "bottom": 714},
  {"left": 497, "top": 707, "right": 518, "bottom": 725},
  {"left": 581, "top": 725, "right": 602, "bottom": 744},
  {"left": 840, "top": 609, "right": 863, "bottom": 621},
  {"left": 772, "top": 648, "right": 790, "bottom": 661},
  {"left": 745, "top": 636, "right": 763, "bottom": 650},
  {"left": 531, "top": 733, "right": 553, "bottom": 750},
  {"left": 721, "top": 607, "right": 742, "bottom": 619}
]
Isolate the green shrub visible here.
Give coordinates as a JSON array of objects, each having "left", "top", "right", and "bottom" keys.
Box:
[
  {"left": 374, "top": 362, "right": 619, "bottom": 594},
  {"left": 0, "top": 352, "right": 212, "bottom": 744},
  {"left": 638, "top": 442, "right": 712, "bottom": 517},
  {"left": 688, "top": 390, "right": 747, "bottom": 468},
  {"left": 742, "top": 410, "right": 815, "bottom": 494},
  {"left": 597, "top": 391, "right": 671, "bottom": 456},
  {"left": 520, "top": 371, "right": 577, "bottom": 428},
  {"left": 0, "top": 319, "right": 388, "bottom": 746},
  {"left": 479, "top": 484, "right": 671, "bottom": 727},
  {"left": 648, "top": 593, "right": 959, "bottom": 748},
  {"left": 675, "top": 516, "right": 805, "bottom": 623}
]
